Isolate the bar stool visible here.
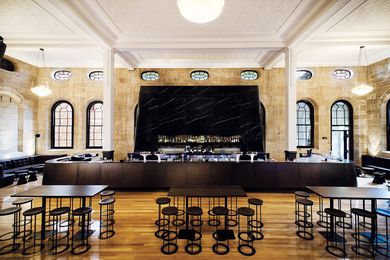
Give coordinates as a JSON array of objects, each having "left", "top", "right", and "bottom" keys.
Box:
[
  {"left": 49, "top": 207, "right": 70, "bottom": 255},
  {"left": 351, "top": 208, "right": 376, "bottom": 257},
  {"left": 0, "top": 207, "right": 21, "bottom": 255},
  {"left": 155, "top": 197, "right": 171, "bottom": 238},
  {"left": 46, "top": 198, "right": 63, "bottom": 228},
  {"left": 336, "top": 199, "right": 352, "bottom": 229},
  {"left": 295, "top": 198, "right": 314, "bottom": 240},
  {"left": 171, "top": 196, "right": 185, "bottom": 227},
  {"left": 317, "top": 196, "right": 330, "bottom": 228},
  {"left": 324, "top": 208, "right": 347, "bottom": 258},
  {"left": 212, "top": 206, "right": 230, "bottom": 255},
  {"left": 227, "top": 197, "right": 238, "bottom": 227},
  {"left": 248, "top": 198, "right": 264, "bottom": 240},
  {"left": 208, "top": 197, "right": 222, "bottom": 227},
  {"left": 22, "top": 207, "right": 44, "bottom": 255},
  {"left": 99, "top": 197, "right": 115, "bottom": 239},
  {"left": 100, "top": 190, "right": 115, "bottom": 224},
  {"left": 376, "top": 208, "right": 390, "bottom": 257},
  {"left": 295, "top": 191, "right": 310, "bottom": 218},
  {"left": 185, "top": 206, "right": 203, "bottom": 255},
  {"left": 100, "top": 190, "right": 115, "bottom": 199},
  {"left": 360, "top": 200, "right": 372, "bottom": 229},
  {"left": 161, "top": 206, "right": 178, "bottom": 255},
  {"left": 237, "top": 207, "right": 256, "bottom": 256},
  {"left": 12, "top": 198, "right": 33, "bottom": 238},
  {"left": 71, "top": 207, "right": 92, "bottom": 255}
]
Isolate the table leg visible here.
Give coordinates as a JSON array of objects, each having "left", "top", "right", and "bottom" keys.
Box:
[
  {"left": 224, "top": 196, "right": 228, "bottom": 230},
  {"left": 41, "top": 197, "right": 46, "bottom": 240},
  {"left": 330, "top": 198, "right": 334, "bottom": 240},
  {"left": 185, "top": 196, "right": 189, "bottom": 231},
  {"left": 81, "top": 197, "right": 86, "bottom": 240},
  {"left": 371, "top": 199, "right": 377, "bottom": 243}
]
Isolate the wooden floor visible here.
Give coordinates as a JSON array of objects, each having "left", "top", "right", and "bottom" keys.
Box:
[{"left": 0, "top": 176, "right": 388, "bottom": 259}]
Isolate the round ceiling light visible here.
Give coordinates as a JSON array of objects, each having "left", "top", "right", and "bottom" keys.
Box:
[
  {"left": 177, "top": 0, "right": 225, "bottom": 24},
  {"left": 31, "top": 83, "right": 52, "bottom": 97}
]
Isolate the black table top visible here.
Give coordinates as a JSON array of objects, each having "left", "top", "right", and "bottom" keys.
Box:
[
  {"left": 306, "top": 186, "right": 390, "bottom": 200},
  {"left": 168, "top": 185, "right": 247, "bottom": 197},
  {"left": 11, "top": 185, "right": 109, "bottom": 198}
]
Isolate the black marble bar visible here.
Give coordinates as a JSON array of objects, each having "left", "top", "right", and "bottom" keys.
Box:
[{"left": 42, "top": 158, "right": 357, "bottom": 190}]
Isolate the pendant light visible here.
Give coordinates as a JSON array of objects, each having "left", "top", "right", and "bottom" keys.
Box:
[
  {"left": 31, "top": 48, "right": 52, "bottom": 97},
  {"left": 351, "top": 46, "right": 373, "bottom": 96},
  {"left": 177, "top": 0, "right": 225, "bottom": 24}
]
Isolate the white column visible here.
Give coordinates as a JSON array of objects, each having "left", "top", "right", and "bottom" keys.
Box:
[
  {"left": 285, "top": 47, "right": 297, "bottom": 151},
  {"left": 102, "top": 48, "right": 115, "bottom": 151}
]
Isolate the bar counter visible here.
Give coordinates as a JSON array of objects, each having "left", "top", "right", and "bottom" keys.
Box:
[{"left": 42, "top": 158, "right": 357, "bottom": 190}]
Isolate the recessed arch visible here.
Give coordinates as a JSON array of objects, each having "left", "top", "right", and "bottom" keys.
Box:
[{"left": 330, "top": 100, "right": 353, "bottom": 160}]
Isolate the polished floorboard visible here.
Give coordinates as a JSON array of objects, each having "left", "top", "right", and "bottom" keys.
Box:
[{"left": 0, "top": 176, "right": 388, "bottom": 259}]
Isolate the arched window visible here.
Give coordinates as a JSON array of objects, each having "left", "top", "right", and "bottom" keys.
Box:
[
  {"left": 260, "top": 102, "right": 266, "bottom": 150},
  {"left": 87, "top": 101, "right": 103, "bottom": 149},
  {"left": 387, "top": 99, "right": 390, "bottom": 150},
  {"left": 296, "top": 100, "right": 314, "bottom": 148},
  {"left": 51, "top": 101, "right": 73, "bottom": 149},
  {"left": 331, "top": 100, "right": 353, "bottom": 160}
]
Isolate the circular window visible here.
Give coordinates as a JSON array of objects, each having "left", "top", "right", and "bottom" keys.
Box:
[
  {"left": 0, "top": 58, "right": 15, "bottom": 72},
  {"left": 88, "top": 70, "right": 103, "bottom": 81},
  {"left": 53, "top": 70, "right": 71, "bottom": 80},
  {"left": 332, "top": 69, "right": 352, "bottom": 80},
  {"left": 296, "top": 70, "right": 313, "bottom": 80},
  {"left": 141, "top": 71, "right": 159, "bottom": 81},
  {"left": 191, "top": 70, "right": 209, "bottom": 81},
  {"left": 240, "top": 70, "right": 259, "bottom": 80}
]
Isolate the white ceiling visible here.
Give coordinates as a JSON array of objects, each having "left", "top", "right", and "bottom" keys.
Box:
[{"left": 1, "top": 0, "right": 390, "bottom": 69}]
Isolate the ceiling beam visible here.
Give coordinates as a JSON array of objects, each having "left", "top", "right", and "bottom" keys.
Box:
[{"left": 263, "top": 0, "right": 369, "bottom": 69}]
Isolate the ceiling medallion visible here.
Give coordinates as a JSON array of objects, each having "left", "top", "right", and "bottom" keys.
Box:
[{"left": 177, "top": 0, "right": 225, "bottom": 24}]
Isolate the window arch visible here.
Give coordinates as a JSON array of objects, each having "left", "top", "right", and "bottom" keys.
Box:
[
  {"left": 51, "top": 101, "right": 73, "bottom": 149},
  {"left": 387, "top": 99, "right": 390, "bottom": 150},
  {"left": 296, "top": 100, "right": 314, "bottom": 148},
  {"left": 87, "top": 101, "right": 103, "bottom": 149},
  {"left": 331, "top": 100, "right": 353, "bottom": 160}
]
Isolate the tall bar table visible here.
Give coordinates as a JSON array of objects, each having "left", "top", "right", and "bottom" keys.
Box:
[
  {"left": 306, "top": 186, "right": 390, "bottom": 243},
  {"left": 12, "top": 185, "right": 108, "bottom": 241},
  {"left": 168, "top": 185, "right": 247, "bottom": 240}
]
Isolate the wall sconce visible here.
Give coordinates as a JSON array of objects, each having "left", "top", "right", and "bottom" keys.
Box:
[{"left": 322, "top": 137, "right": 328, "bottom": 140}]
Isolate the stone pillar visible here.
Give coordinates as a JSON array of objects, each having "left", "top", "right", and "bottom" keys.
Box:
[
  {"left": 102, "top": 48, "right": 115, "bottom": 151},
  {"left": 285, "top": 47, "right": 297, "bottom": 157}
]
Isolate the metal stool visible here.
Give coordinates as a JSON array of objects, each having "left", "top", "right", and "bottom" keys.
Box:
[
  {"left": 212, "top": 206, "right": 230, "bottom": 255},
  {"left": 237, "top": 207, "right": 256, "bottom": 256},
  {"left": 0, "top": 207, "right": 21, "bottom": 255},
  {"left": 100, "top": 190, "right": 115, "bottom": 199},
  {"left": 336, "top": 199, "right": 352, "bottom": 229},
  {"left": 295, "top": 191, "right": 310, "bottom": 218},
  {"left": 155, "top": 197, "right": 171, "bottom": 238},
  {"left": 161, "top": 206, "right": 178, "bottom": 255},
  {"left": 185, "top": 206, "right": 203, "bottom": 255},
  {"left": 248, "top": 198, "right": 264, "bottom": 240},
  {"left": 351, "top": 208, "right": 376, "bottom": 257},
  {"left": 295, "top": 198, "right": 314, "bottom": 240},
  {"left": 317, "top": 196, "right": 330, "bottom": 228},
  {"left": 208, "top": 197, "right": 222, "bottom": 227},
  {"left": 12, "top": 198, "right": 33, "bottom": 238},
  {"left": 49, "top": 207, "right": 70, "bottom": 255},
  {"left": 324, "top": 208, "right": 347, "bottom": 258},
  {"left": 360, "top": 199, "right": 372, "bottom": 229},
  {"left": 99, "top": 197, "right": 115, "bottom": 239},
  {"left": 46, "top": 198, "right": 63, "bottom": 228},
  {"left": 376, "top": 208, "right": 390, "bottom": 257},
  {"left": 227, "top": 197, "right": 238, "bottom": 227},
  {"left": 71, "top": 207, "right": 92, "bottom": 255},
  {"left": 171, "top": 196, "right": 185, "bottom": 227},
  {"left": 22, "top": 207, "right": 44, "bottom": 255}
]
